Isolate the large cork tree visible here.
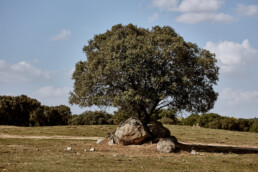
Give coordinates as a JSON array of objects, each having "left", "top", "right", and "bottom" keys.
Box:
[{"left": 69, "top": 24, "right": 219, "bottom": 125}]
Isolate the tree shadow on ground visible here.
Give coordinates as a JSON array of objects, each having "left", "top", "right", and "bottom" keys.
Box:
[{"left": 176, "top": 142, "right": 258, "bottom": 154}]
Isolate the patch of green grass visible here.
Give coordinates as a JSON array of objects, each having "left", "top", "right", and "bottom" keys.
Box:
[
  {"left": 0, "top": 125, "right": 116, "bottom": 137},
  {"left": 166, "top": 125, "right": 258, "bottom": 147}
]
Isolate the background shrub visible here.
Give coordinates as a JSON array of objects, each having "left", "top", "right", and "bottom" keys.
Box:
[
  {"left": 198, "top": 113, "right": 223, "bottom": 128},
  {"left": 159, "top": 117, "right": 174, "bottom": 125},
  {"left": 157, "top": 109, "right": 178, "bottom": 124},
  {"left": 68, "top": 111, "right": 113, "bottom": 125},
  {"left": 249, "top": 121, "right": 258, "bottom": 133},
  {"left": 182, "top": 114, "right": 200, "bottom": 126},
  {"left": 112, "top": 108, "right": 137, "bottom": 125},
  {"left": 221, "top": 117, "right": 238, "bottom": 131}
]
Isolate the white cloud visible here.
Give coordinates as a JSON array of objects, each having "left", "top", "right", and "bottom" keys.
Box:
[
  {"left": 35, "top": 86, "right": 70, "bottom": 98},
  {"left": 219, "top": 88, "right": 258, "bottom": 107},
  {"left": 152, "top": 0, "right": 224, "bottom": 12},
  {"left": 177, "top": 0, "right": 224, "bottom": 13},
  {"left": 148, "top": 12, "right": 159, "bottom": 23},
  {"left": 0, "top": 60, "right": 51, "bottom": 83},
  {"left": 151, "top": 0, "right": 234, "bottom": 24},
  {"left": 33, "top": 86, "right": 71, "bottom": 106},
  {"left": 152, "top": 0, "right": 178, "bottom": 12},
  {"left": 204, "top": 39, "right": 258, "bottom": 77},
  {"left": 212, "top": 87, "right": 258, "bottom": 118},
  {"left": 176, "top": 12, "right": 234, "bottom": 24},
  {"left": 236, "top": 4, "right": 258, "bottom": 17},
  {"left": 50, "top": 29, "right": 71, "bottom": 41}
]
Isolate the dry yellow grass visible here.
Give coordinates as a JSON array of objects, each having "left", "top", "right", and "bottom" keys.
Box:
[{"left": 0, "top": 125, "right": 257, "bottom": 171}]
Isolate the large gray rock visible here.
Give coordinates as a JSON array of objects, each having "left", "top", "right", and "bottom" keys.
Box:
[
  {"left": 157, "top": 138, "right": 176, "bottom": 153},
  {"left": 112, "top": 117, "right": 150, "bottom": 145},
  {"left": 148, "top": 121, "right": 170, "bottom": 140}
]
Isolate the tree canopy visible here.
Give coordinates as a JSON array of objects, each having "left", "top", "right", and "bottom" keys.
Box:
[{"left": 70, "top": 24, "right": 219, "bottom": 124}]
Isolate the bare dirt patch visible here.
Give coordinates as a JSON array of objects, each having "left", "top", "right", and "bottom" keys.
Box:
[{"left": 0, "top": 133, "right": 103, "bottom": 140}]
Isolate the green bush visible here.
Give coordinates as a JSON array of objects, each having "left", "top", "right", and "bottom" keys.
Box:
[
  {"left": 0, "top": 95, "right": 41, "bottom": 126},
  {"left": 236, "top": 119, "right": 253, "bottom": 132},
  {"left": 159, "top": 117, "right": 174, "bottom": 125},
  {"left": 208, "top": 119, "right": 222, "bottom": 129},
  {"left": 249, "top": 121, "right": 258, "bottom": 133},
  {"left": 157, "top": 109, "right": 177, "bottom": 124},
  {"left": 221, "top": 117, "right": 238, "bottom": 131},
  {"left": 30, "top": 105, "right": 72, "bottom": 126},
  {"left": 182, "top": 114, "right": 200, "bottom": 126},
  {"left": 198, "top": 113, "right": 223, "bottom": 128},
  {"left": 112, "top": 108, "right": 137, "bottom": 125},
  {"left": 68, "top": 111, "right": 113, "bottom": 125}
]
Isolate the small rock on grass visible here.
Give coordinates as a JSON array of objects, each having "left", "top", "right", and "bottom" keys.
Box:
[
  {"left": 66, "top": 147, "right": 72, "bottom": 151},
  {"left": 191, "top": 150, "right": 198, "bottom": 155},
  {"left": 96, "top": 139, "right": 104, "bottom": 144},
  {"left": 108, "top": 138, "right": 115, "bottom": 146},
  {"left": 90, "top": 148, "right": 95, "bottom": 151}
]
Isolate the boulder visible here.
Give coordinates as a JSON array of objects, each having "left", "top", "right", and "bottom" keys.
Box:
[
  {"left": 148, "top": 121, "right": 170, "bottom": 140},
  {"left": 111, "top": 117, "right": 150, "bottom": 145},
  {"left": 157, "top": 138, "right": 176, "bottom": 153}
]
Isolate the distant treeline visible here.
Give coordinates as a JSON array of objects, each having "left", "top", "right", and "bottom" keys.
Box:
[
  {"left": 0, "top": 95, "right": 71, "bottom": 126},
  {"left": 182, "top": 113, "right": 258, "bottom": 133},
  {"left": 0, "top": 95, "right": 257, "bottom": 133}
]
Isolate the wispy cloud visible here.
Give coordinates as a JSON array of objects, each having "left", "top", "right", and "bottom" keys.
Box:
[
  {"left": 153, "top": 0, "right": 224, "bottom": 13},
  {"left": 35, "top": 86, "right": 70, "bottom": 98},
  {"left": 33, "top": 86, "right": 71, "bottom": 106},
  {"left": 176, "top": 12, "right": 234, "bottom": 24},
  {"left": 50, "top": 29, "right": 71, "bottom": 41},
  {"left": 0, "top": 60, "right": 51, "bottom": 83},
  {"left": 204, "top": 39, "right": 258, "bottom": 77},
  {"left": 213, "top": 87, "right": 258, "bottom": 118},
  {"left": 236, "top": 4, "right": 258, "bottom": 18},
  {"left": 151, "top": 0, "right": 234, "bottom": 24},
  {"left": 219, "top": 88, "right": 258, "bottom": 107},
  {"left": 148, "top": 12, "right": 159, "bottom": 23},
  {"left": 152, "top": 0, "right": 178, "bottom": 12}
]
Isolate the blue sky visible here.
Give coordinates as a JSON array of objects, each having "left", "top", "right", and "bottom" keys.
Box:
[{"left": 1, "top": 0, "right": 258, "bottom": 118}]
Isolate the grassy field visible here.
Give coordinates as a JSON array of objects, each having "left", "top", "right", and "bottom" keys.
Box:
[{"left": 0, "top": 125, "right": 257, "bottom": 171}]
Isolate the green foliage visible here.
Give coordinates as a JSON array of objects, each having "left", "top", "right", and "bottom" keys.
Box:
[
  {"left": 208, "top": 119, "right": 222, "bottom": 129},
  {"left": 0, "top": 95, "right": 41, "bottom": 126},
  {"left": 68, "top": 111, "right": 113, "bottom": 125},
  {"left": 0, "top": 95, "right": 72, "bottom": 126},
  {"left": 198, "top": 113, "right": 223, "bottom": 128},
  {"left": 249, "top": 121, "right": 258, "bottom": 133},
  {"left": 30, "top": 105, "right": 72, "bottom": 126},
  {"left": 159, "top": 117, "right": 174, "bottom": 125},
  {"left": 112, "top": 108, "right": 137, "bottom": 125},
  {"left": 182, "top": 113, "right": 200, "bottom": 126},
  {"left": 236, "top": 118, "right": 253, "bottom": 132},
  {"left": 70, "top": 24, "right": 219, "bottom": 125},
  {"left": 221, "top": 118, "right": 238, "bottom": 131},
  {"left": 187, "top": 113, "right": 257, "bottom": 132},
  {"left": 157, "top": 109, "right": 178, "bottom": 124}
]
